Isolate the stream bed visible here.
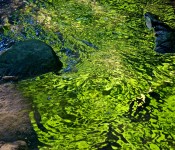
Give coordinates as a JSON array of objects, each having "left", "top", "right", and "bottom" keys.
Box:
[{"left": 1, "top": 0, "right": 175, "bottom": 149}]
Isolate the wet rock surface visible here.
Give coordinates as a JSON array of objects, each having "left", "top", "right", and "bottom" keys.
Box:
[
  {"left": 0, "top": 39, "right": 62, "bottom": 81},
  {"left": 0, "top": 37, "right": 15, "bottom": 53},
  {"left": 145, "top": 12, "right": 175, "bottom": 53},
  {"left": 0, "top": 83, "right": 38, "bottom": 150}
]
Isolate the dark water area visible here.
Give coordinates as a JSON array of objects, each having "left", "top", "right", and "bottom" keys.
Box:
[{"left": 1, "top": 0, "right": 175, "bottom": 150}]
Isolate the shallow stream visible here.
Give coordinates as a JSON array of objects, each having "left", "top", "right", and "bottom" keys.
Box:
[{"left": 1, "top": 0, "right": 175, "bottom": 149}]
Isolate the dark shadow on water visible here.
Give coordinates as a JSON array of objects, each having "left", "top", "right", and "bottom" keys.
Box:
[{"left": 126, "top": 91, "right": 165, "bottom": 122}]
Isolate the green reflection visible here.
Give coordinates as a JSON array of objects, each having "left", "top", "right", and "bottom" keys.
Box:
[{"left": 15, "top": 0, "right": 175, "bottom": 149}]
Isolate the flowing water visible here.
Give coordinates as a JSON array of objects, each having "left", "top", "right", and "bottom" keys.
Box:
[{"left": 1, "top": 0, "right": 175, "bottom": 149}]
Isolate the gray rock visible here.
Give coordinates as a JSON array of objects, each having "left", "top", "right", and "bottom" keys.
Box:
[{"left": 0, "top": 39, "right": 62, "bottom": 81}]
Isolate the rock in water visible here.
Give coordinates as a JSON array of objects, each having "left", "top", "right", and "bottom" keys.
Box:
[
  {"left": 0, "top": 39, "right": 62, "bottom": 80},
  {"left": 144, "top": 12, "right": 175, "bottom": 54}
]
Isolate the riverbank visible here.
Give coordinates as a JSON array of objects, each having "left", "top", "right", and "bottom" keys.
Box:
[{"left": 0, "top": 83, "right": 38, "bottom": 150}]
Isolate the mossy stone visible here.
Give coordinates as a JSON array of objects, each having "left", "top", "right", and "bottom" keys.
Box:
[{"left": 0, "top": 39, "right": 62, "bottom": 80}]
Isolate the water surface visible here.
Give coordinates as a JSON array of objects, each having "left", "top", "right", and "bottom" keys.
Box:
[{"left": 6, "top": 0, "right": 175, "bottom": 149}]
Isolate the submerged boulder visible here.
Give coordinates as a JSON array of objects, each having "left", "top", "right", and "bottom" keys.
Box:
[
  {"left": 0, "top": 39, "right": 62, "bottom": 81},
  {"left": 144, "top": 12, "right": 175, "bottom": 53}
]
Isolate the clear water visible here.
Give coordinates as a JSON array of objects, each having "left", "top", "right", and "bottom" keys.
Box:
[{"left": 2, "top": 0, "right": 175, "bottom": 149}]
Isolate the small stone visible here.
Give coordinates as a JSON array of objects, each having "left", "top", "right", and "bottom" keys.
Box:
[
  {"left": 0, "top": 140, "right": 28, "bottom": 150},
  {"left": 2, "top": 76, "right": 18, "bottom": 81}
]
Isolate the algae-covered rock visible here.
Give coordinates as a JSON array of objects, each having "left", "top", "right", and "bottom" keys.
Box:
[
  {"left": 144, "top": 12, "right": 175, "bottom": 53},
  {"left": 0, "top": 39, "right": 62, "bottom": 80}
]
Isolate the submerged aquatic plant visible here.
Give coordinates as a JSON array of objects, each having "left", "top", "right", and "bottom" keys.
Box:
[{"left": 5, "top": 0, "right": 175, "bottom": 149}]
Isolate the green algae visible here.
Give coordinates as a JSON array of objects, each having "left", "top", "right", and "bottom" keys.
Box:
[{"left": 9, "top": 0, "right": 175, "bottom": 149}]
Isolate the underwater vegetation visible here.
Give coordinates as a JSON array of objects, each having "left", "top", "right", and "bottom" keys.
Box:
[{"left": 1, "top": 0, "right": 175, "bottom": 149}]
